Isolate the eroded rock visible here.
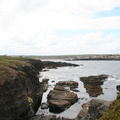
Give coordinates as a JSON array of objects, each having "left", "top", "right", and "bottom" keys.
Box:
[
  {"left": 54, "top": 85, "right": 66, "bottom": 91},
  {"left": 77, "top": 99, "right": 111, "bottom": 120},
  {"left": 0, "top": 59, "right": 45, "bottom": 120},
  {"left": 80, "top": 75, "right": 108, "bottom": 97},
  {"left": 47, "top": 86, "right": 78, "bottom": 113},
  {"left": 56, "top": 81, "right": 78, "bottom": 91}
]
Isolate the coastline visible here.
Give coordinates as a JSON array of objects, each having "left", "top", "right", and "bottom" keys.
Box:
[{"left": 0, "top": 56, "right": 120, "bottom": 120}]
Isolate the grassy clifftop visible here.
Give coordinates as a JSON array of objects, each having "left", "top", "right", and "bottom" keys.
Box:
[
  {"left": 0, "top": 56, "right": 44, "bottom": 119},
  {"left": 0, "top": 56, "right": 30, "bottom": 84}
]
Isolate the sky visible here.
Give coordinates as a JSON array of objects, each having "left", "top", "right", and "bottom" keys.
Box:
[{"left": 0, "top": 0, "right": 120, "bottom": 55}]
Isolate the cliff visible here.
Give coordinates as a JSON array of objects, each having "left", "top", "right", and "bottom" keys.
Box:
[{"left": 0, "top": 56, "right": 44, "bottom": 120}]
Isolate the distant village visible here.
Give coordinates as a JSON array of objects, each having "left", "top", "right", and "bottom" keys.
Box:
[
  {"left": 22, "top": 54, "right": 120, "bottom": 60},
  {"left": 66, "top": 54, "right": 120, "bottom": 61}
]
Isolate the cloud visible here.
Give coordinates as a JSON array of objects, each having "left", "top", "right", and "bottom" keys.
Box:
[
  {"left": 0, "top": 30, "right": 119, "bottom": 55},
  {"left": 0, "top": 0, "right": 120, "bottom": 55},
  {"left": 0, "top": 0, "right": 120, "bottom": 30}
]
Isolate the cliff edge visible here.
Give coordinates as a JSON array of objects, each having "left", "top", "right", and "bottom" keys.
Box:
[{"left": 0, "top": 56, "right": 44, "bottom": 120}]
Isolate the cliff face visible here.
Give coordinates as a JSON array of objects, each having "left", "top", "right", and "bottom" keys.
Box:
[{"left": 0, "top": 58, "right": 44, "bottom": 120}]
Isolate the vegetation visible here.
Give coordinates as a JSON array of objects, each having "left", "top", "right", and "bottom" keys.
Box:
[
  {"left": 0, "top": 55, "right": 30, "bottom": 84},
  {"left": 99, "top": 92, "right": 120, "bottom": 120},
  {"left": 27, "top": 96, "right": 33, "bottom": 106},
  {"left": 0, "top": 55, "right": 29, "bottom": 64}
]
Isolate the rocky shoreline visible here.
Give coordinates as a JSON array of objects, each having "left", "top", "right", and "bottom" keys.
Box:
[
  {"left": 0, "top": 57, "right": 120, "bottom": 120},
  {"left": 0, "top": 58, "right": 79, "bottom": 120}
]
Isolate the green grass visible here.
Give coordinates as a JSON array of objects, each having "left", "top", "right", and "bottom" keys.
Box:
[
  {"left": 0, "top": 56, "right": 30, "bottom": 84},
  {"left": 0, "top": 55, "right": 30, "bottom": 65},
  {"left": 99, "top": 92, "right": 120, "bottom": 120}
]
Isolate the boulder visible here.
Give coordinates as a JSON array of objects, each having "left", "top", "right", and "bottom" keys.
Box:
[
  {"left": 56, "top": 81, "right": 78, "bottom": 91},
  {"left": 116, "top": 85, "right": 120, "bottom": 91},
  {"left": 47, "top": 88, "right": 78, "bottom": 113},
  {"left": 54, "top": 85, "right": 66, "bottom": 91},
  {"left": 77, "top": 99, "right": 111, "bottom": 120},
  {"left": 41, "top": 78, "right": 49, "bottom": 92},
  {"left": 80, "top": 75, "right": 108, "bottom": 97},
  {"left": 41, "top": 102, "right": 49, "bottom": 109}
]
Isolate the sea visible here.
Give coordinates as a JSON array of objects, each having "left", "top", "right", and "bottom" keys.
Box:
[{"left": 36, "top": 60, "right": 120, "bottom": 118}]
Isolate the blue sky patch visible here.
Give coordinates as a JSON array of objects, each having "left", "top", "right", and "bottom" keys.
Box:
[
  {"left": 54, "top": 29, "right": 120, "bottom": 38},
  {"left": 95, "top": 7, "right": 120, "bottom": 18}
]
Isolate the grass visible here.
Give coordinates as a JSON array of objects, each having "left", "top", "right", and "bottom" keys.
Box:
[
  {"left": 99, "top": 92, "right": 120, "bottom": 120},
  {"left": 0, "top": 56, "right": 30, "bottom": 85},
  {"left": 0, "top": 55, "right": 30, "bottom": 65}
]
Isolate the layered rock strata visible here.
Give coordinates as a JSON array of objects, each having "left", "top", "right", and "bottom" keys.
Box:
[
  {"left": 80, "top": 75, "right": 108, "bottom": 97},
  {"left": 0, "top": 59, "right": 44, "bottom": 120},
  {"left": 47, "top": 84, "right": 78, "bottom": 113}
]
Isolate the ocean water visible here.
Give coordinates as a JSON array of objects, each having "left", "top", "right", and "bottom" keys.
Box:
[{"left": 36, "top": 60, "right": 120, "bottom": 118}]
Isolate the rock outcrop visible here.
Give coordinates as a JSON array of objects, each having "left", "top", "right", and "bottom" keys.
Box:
[
  {"left": 116, "top": 85, "right": 120, "bottom": 91},
  {"left": 0, "top": 58, "right": 44, "bottom": 120},
  {"left": 77, "top": 99, "right": 111, "bottom": 120},
  {"left": 47, "top": 84, "right": 78, "bottom": 113},
  {"left": 43, "top": 61, "right": 79, "bottom": 69},
  {"left": 56, "top": 81, "right": 78, "bottom": 90},
  {"left": 80, "top": 75, "right": 108, "bottom": 97}
]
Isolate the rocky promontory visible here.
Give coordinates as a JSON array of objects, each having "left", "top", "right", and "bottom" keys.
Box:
[{"left": 43, "top": 61, "right": 79, "bottom": 69}]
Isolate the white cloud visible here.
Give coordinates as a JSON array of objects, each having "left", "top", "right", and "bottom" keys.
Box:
[
  {"left": 0, "top": 0, "right": 120, "bottom": 30},
  {"left": 0, "top": 0, "right": 120, "bottom": 55},
  {"left": 0, "top": 30, "right": 119, "bottom": 55}
]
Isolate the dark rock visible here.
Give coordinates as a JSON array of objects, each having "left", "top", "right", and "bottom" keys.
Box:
[
  {"left": 80, "top": 75, "right": 108, "bottom": 97},
  {"left": 116, "top": 85, "right": 120, "bottom": 91},
  {"left": 77, "top": 99, "right": 111, "bottom": 120},
  {"left": 28, "top": 59, "right": 44, "bottom": 71},
  {"left": 56, "top": 81, "right": 78, "bottom": 91},
  {"left": 41, "top": 78, "right": 49, "bottom": 92},
  {"left": 43, "top": 61, "right": 79, "bottom": 69},
  {"left": 30, "top": 114, "right": 56, "bottom": 120},
  {"left": 42, "top": 69, "right": 49, "bottom": 72},
  {"left": 54, "top": 85, "right": 66, "bottom": 91},
  {"left": 42, "top": 78, "right": 49, "bottom": 83},
  {"left": 47, "top": 88, "right": 78, "bottom": 113},
  {"left": 52, "top": 80, "right": 55, "bottom": 82},
  {"left": 41, "top": 102, "right": 49, "bottom": 109},
  {"left": 30, "top": 114, "right": 74, "bottom": 120},
  {"left": 0, "top": 59, "right": 45, "bottom": 120},
  {"left": 71, "top": 89, "right": 80, "bottom": 92}
]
